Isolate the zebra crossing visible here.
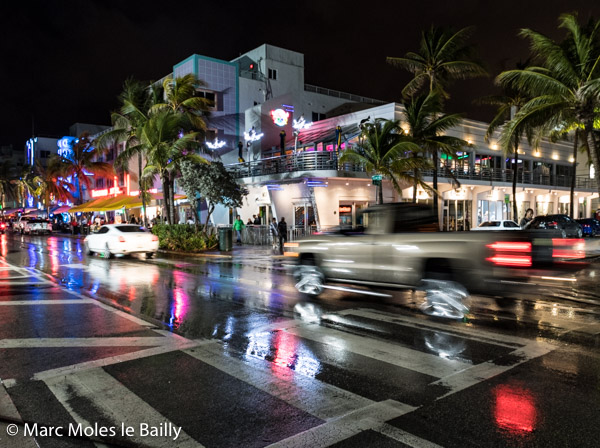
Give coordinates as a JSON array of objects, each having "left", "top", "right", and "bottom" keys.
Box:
[{"left": 2, "top": 298, "right": 555, "bottom": 448}]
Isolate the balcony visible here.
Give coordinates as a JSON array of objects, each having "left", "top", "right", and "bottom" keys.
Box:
[{"left": 226, "top": 152, "right": 597, "bottom": 191}]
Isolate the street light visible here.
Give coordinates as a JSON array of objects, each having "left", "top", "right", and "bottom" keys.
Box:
[
  {"left": 243, "top": 127, "right": 264, "bottom": 162},
  {"left": 206, "top": 138, "right": 226, "bottom": 150}
]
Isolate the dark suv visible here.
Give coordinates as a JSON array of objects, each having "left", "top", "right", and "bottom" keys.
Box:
[
  {"left": 575, "top": 218, "right": 600, "bottom": 237},
  {"left": 526, "top": 214, "right": 582, "bottom": 238}
]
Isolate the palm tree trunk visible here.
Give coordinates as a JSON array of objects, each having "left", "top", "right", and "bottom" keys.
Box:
[
  {"left": 569, "top": 131, "right": 579, "bottom": 218},
  {"left": 162, "top": 173, "right": 171, "bottom": 225},
  {"left": 378, "top": 182, "right": 383, "bottom": 204},
  {"left": 433, "top": 151, "right": 439, "bottom": 221},
  {"left": 139, "top": 154, "right": 148, "bottom": 227},
  {"left": 78, "top": 177, "right": 83, "bottom": 206},
  {"left": 169, "top": 174, "right": 176, "bottom": 224},
  {"left": 512, "top": 136, "right": 519, "bottom": 222},
  {"left": 585, "top": 122, "right": 600, "bottom": 201},
  {"left": 412, "top": 173, "right": 418, "bottom": 203}
]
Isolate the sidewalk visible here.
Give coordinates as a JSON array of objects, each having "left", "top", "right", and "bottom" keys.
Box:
[{"left": 159, "top": 243, "right": 283, "bottom": 260}]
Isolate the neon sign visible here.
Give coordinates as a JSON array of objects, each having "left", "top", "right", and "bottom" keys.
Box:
[
  {"left": 270, "top": 109, "right": 290, "bottom": 127},
  {"left": 244, "top": 127, "right": 264, "bottom": 143},
  {"left": 57, "top": 137, "right": 77, "bottom": 160},
  {"left": 293, "top": 116, "right": 312, "bottom": 131},
  {"left": 206, "top": 139, "right": 226, "bottom": 149}
]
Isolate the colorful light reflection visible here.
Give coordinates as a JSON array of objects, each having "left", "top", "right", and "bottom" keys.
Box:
[{"left": 494, "top": 384, "right": 537, "bottom": 433}]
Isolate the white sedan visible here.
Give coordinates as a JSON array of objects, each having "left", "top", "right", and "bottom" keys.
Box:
[
  {"left": 471, "top": 220, "right": 522, "bottom": 231},
  {"left": 84, "top": 224, "right": 159, "bottom": 258}
]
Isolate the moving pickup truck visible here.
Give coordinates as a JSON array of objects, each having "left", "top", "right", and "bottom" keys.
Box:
[{"left": 284, "top": 203, "right": 585, "bottom": 317}]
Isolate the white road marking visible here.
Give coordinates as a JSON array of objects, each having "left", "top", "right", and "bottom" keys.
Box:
[
  {"left": 0, "top": 299, "right": 94, "bottom": 306},
  {"left": 45, "top": 368, "right": 201, "bottom": 447},
  {"left": 184, "top": 342, "right": 372, "bottom": 421},
  {"left": 283, "top": 322, "right": 471, "bottom": 378},
  {"left": 374, "top": 423, "right": 444, "bottom": 448},
  {"left": 0, "top": 337, "right": 172, "bottom": 348},
  {"left": 267, "top": 400, "right": 415, "bottom": 448}
]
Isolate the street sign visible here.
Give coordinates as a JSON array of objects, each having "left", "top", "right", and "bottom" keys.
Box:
[{"left": 372, "top": 174, "right": 382, "bottom": 186}]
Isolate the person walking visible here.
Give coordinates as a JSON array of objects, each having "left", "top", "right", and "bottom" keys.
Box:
[
  {"left": 233, "top": 215, "right": 245, "bottom": 245},
  {"left": 520, "top": 208, "right": 534, "bottom": 228},
  {"left": 269, "top": 218, "right": 279, "bottom": 251},
  {"left": 277, "top": 217, "right": 287, "bottom": 254},
  {"left": 253, "top": 214, "right": 262, "bottom": 225}
]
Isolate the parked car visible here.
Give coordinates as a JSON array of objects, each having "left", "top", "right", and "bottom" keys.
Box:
[
  {"left": 575, "top": 218, "right": 600, "bottom": 237},
  {"left": 471, "top": 220, "right": 521, "bottom": 231},
  {"left": 13, "top": 217, "right": 33, "bottom": 233},
  {"left": 22, "top": 218, "right": 52, "bottom": 235},
  {"left": 525, "top": 214, "right": 583, "bottom": 238},
  {"left": 83, "top": 224, "right": 159, "bottom": 258}
]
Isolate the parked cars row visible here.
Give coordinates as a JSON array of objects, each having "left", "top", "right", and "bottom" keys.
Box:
[
  {"left": 12, "top": 217, "right": 53, "bottom": 235},
  {"left": 472, "top": 214, "right": 598, "bottom": 238}
]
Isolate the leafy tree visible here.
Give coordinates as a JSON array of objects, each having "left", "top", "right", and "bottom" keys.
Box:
[
  {"left": 387, "top": 25, "right": 487, "bottom": 100},
  {"left": 496, "top": 13, "right": 600, "bottom": 204},
  {"left": 339, "top": 119, "right": 430, "bottom": 204},
  {"left": 179, "top": 160, "right": 248, "bottom": 233},
  {"left": 402, "top": 92, "right": 468, "bottom": 203}
]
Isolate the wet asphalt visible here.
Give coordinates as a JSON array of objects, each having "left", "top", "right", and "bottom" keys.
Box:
[{"left": 0, "top": 231, "right": 599, "bottom": 447}]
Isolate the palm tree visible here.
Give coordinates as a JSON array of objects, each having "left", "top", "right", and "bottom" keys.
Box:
[
  {"left": 339, "top": 119, "right": 430, "bottom": 204},
  {"left": 387, "top": 25, "right": 488, "bottom": 100},
  {"left": 96, "top": 79, "right": 161, "bottom": 226},
  {"left": 140, "top": 108, "right": 207, "bottom": 224},
  {"left": 479, "top": 81, "right": 533, "bottom": 221},
  {"left": 54, "top": 133, "right": 115, "bottom": 205},
  {"left": 402, "top": 92, "right": 469, "bottom": 204},
  {"left": 34, "top": 159, "right": 75, "bottom": 215},
  {"left": 496, "top": 13, "right": 600, "bottom": 206},
  {"left": 11, "top": 165, "right": 38, "bottom": 208}
]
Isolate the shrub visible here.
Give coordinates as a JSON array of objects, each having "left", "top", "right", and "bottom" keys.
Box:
[{"left": 151, "top": 224, "right": 218, "bottom": 252}]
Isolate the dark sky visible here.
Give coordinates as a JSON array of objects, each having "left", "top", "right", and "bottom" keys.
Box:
[{"left": 1, "top": 0, "right": 599, "bottom": 149}]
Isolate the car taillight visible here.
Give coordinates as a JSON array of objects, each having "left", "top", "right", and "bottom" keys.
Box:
[
  {"left": 548, "top": 221, "right": 558, "bottom": 228},
  {"left": 151, "top": 235, "right": 158, "bottom": 242},
  {"left": 552, "top": 238, "right": 585, "bottom": 259},
  {"left": 486, "top": 241, "right": 532, "bottom": 267},
  {"left": 118, "top": 236, "right": 126, "bottom": 243}
]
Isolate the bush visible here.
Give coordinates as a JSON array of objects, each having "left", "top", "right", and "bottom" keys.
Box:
[{"left": 151, "top": 224, "right": 218, "bottom": 252}]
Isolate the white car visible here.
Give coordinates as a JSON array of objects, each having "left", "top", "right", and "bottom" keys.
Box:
[
  {"left": 471, "top": 220, "right": 521, "bottom": 231},
  {"left": 23, "top": 219, "right": 53, "bottom": 235},
  {"left": 84, "top": 224, "right": 159, "bottom": 258}
]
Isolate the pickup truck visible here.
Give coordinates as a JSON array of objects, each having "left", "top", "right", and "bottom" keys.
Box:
[{"left": 284, "top": 203, "right": 585, "bottom": 317}]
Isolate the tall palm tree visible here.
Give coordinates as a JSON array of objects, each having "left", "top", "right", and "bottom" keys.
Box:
[
  {"left": 479, "top": 80, "right": 533, "bottom": 221},
  {"left": 11, "top": 165, "right": 38, "bottom": 208},
  {"left": 402, "top": 92, "right": 469, "bottom": 204},
  {"left": 339, "top": 119, "right": 430, "bottom": 204},
  {"left": 387, "top": 25, "right": 488, "bottom": 100},
  {"left": 54, "top": 133, "right": 115, "bottom": 205},
  {"left": 34, "top": 159, "right": 75, "bottom": 215},
  {"left": 496, "top": 13, "right": 600, "bottom": 206},
  {"left": 140, "top": 108, "right": 207, "bottom": 224}
]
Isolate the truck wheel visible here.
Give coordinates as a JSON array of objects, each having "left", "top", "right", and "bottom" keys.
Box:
[
  {"left": 420, "top": 279, "right": 469, "bottom": 319},
  {"left": 295, "top": 259, "right": 324, "bottom": 297}
]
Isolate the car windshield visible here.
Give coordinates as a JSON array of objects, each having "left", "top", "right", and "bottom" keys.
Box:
[
  {"left": 480, "top": 222, "right": 501, "bottom": 227},
  {"left": 116, "top": 226, "right": 147, "bottom": 233}
]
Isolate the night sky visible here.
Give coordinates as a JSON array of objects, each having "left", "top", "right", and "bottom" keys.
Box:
[{"left": 1, "top": 0, "right": 599, "bottom": 150}]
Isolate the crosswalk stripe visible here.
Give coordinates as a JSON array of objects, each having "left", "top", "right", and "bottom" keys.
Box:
[
  {"left": 282, "top": 322, "right": 471, "bottom": 378},
  {"left": 0, "top": 300, "right": 94, "bottom": 306},
  {"left": 44, "top": 368, "right": 201, "bottom": 448},
  {"left": 266, "top": 399, "right": 415, "bottom": 448},
  {"left": 183, "top": 343, "right": 372, "bottom": 421},
  {"left": 0, "top": 337, "right": 172, "bottom": 348},
  {"left": 373, "top": 423, "right": 444, "bottom": 448},
  {"left": 336, "top": 308, "right": 529, "bottom": 346}
]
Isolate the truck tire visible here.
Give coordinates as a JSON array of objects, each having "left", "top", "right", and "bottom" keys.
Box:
[{"left": 295, "top": 256, "right": 324, "bottom": 297}]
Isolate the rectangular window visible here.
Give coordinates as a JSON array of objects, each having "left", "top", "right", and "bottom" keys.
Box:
[
  {"left": 96, "top": 178, "right": 105, "bottom": 189},
  {"left": 268, "top": 68, "right": 277, "bottom": 80},
  {"left": 312, "top": 112, "right": 326, "bottom": 122},
  {"left": 195, "top": 90, "right": 217, "bottom": 110},
  {"left": 40, "top": 150, "right": 51, "bottom": 158},
  {"left": 107, "top": 179, "right": 114, "bottom": 188}
]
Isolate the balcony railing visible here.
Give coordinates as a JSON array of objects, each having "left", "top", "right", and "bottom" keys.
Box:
[{"left": 226, "top": 153, "right": 598, "bottom": 190}]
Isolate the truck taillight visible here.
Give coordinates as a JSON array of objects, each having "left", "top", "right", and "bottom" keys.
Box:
[
  {"left": 118, "top": 236, "right": 126, "bottom": 243},
  {"left": 486, "top": 241, "right": 532, "bottom": 267},
  {"left": 552, "top": 238, "right": 585, "bottom": 259}
]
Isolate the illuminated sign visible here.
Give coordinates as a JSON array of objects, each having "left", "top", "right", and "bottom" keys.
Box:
[
  {"left": 91, "top": 188, "right": 123, "bottom": 198},
  {"left": 292, "top": 116, "right": 312, "bottom": 131},
  {"left": 339, "top": 206, "right": 352, "bottom": 213},
  {"left": 270, "top": 109, "right": 290, "bottom": 127},
  {"left": 129, "top": 189, "right": 158, "bottom": 196},
  {"left": 244, "top": 127, "right": 264, "bottom": 142},
  {"left": 206, "top": 138, "right": 226, "bottom": 149},
  {"left": 57, "top": 137, "right": 77, "bottom": 160}
]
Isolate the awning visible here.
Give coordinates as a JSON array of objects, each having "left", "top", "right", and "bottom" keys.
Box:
[
  {"left": 69, "top": 193, "right": 188, "bottom": 212},
  {"left": 51, "top": 205, "right": 72, "bottom": 214},
  {"left": 69, "top": 197, "right": 112, "bottom": 213}
]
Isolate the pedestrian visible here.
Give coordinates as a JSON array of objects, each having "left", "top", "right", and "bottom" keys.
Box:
[
  {"left": 277, "top": 217, "right": 287, "bottom": 254},
  {"left": 233, "top": 215, "right": 245, "bottom": 245},
  {"left": 520, "top": 208, "right": 534, "bottom": 228},
  {"left": 253, "top": 214, "right": 261, "bottom": 225},
  {"left": 247, "top": 217, "right": 253, "bottom": 226},
  {"left": 269, "top": 217, "right": 279, "bottom": 251}
]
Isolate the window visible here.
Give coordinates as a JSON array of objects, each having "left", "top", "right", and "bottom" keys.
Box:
[
  {"left": 107, "top": 179, "right": 114, "bottom": 188},
  {"left": 97, "top": 227, "right": 110, "bottom": 234},
  {"left": 96, "top": 178, "right": 105, "bottom": 189},
  {"left": 312, "top": 112, "right": 326, "bottom": 122},
  {"left": 268, "top": 68, "right": 277, "bottom": 80},
  {"left": 40, "top": 150, "right": 51, "bottom": 158},
  {"left": 195, "top": 90, "right": 217, "bottom": 110}
]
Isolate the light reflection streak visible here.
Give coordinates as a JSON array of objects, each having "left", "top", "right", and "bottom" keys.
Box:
[{"left": 494, "top": 384, "right": 537, "bottom": 434}]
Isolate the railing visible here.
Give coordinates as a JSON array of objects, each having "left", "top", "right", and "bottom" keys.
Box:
[
  {"left": 304, "top": 84, "right": 386, "bottom": 105},
  {"left": 226, "top": 153, "right": 597, "bottom": 190}
]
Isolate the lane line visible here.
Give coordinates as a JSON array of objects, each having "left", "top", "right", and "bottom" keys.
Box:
[
  {"left": 183, "top": 343, "right": 372, "bottom": 421},
  {"left": 44, "top": 368, "right": 201, "bottom": 448},
  {"left": 283, "top": 323, "right": 471, "bottom": 378},
  {"left": 266, "top": 399, "right": 415, "bottom": 448}
]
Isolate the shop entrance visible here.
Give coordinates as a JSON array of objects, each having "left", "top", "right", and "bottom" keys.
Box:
[
  {"left": 443, "top": 199, "right": 472, "bottom": 231},
  {"left": 338, "top": 201, "right": 369, "bottom": 228}
]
